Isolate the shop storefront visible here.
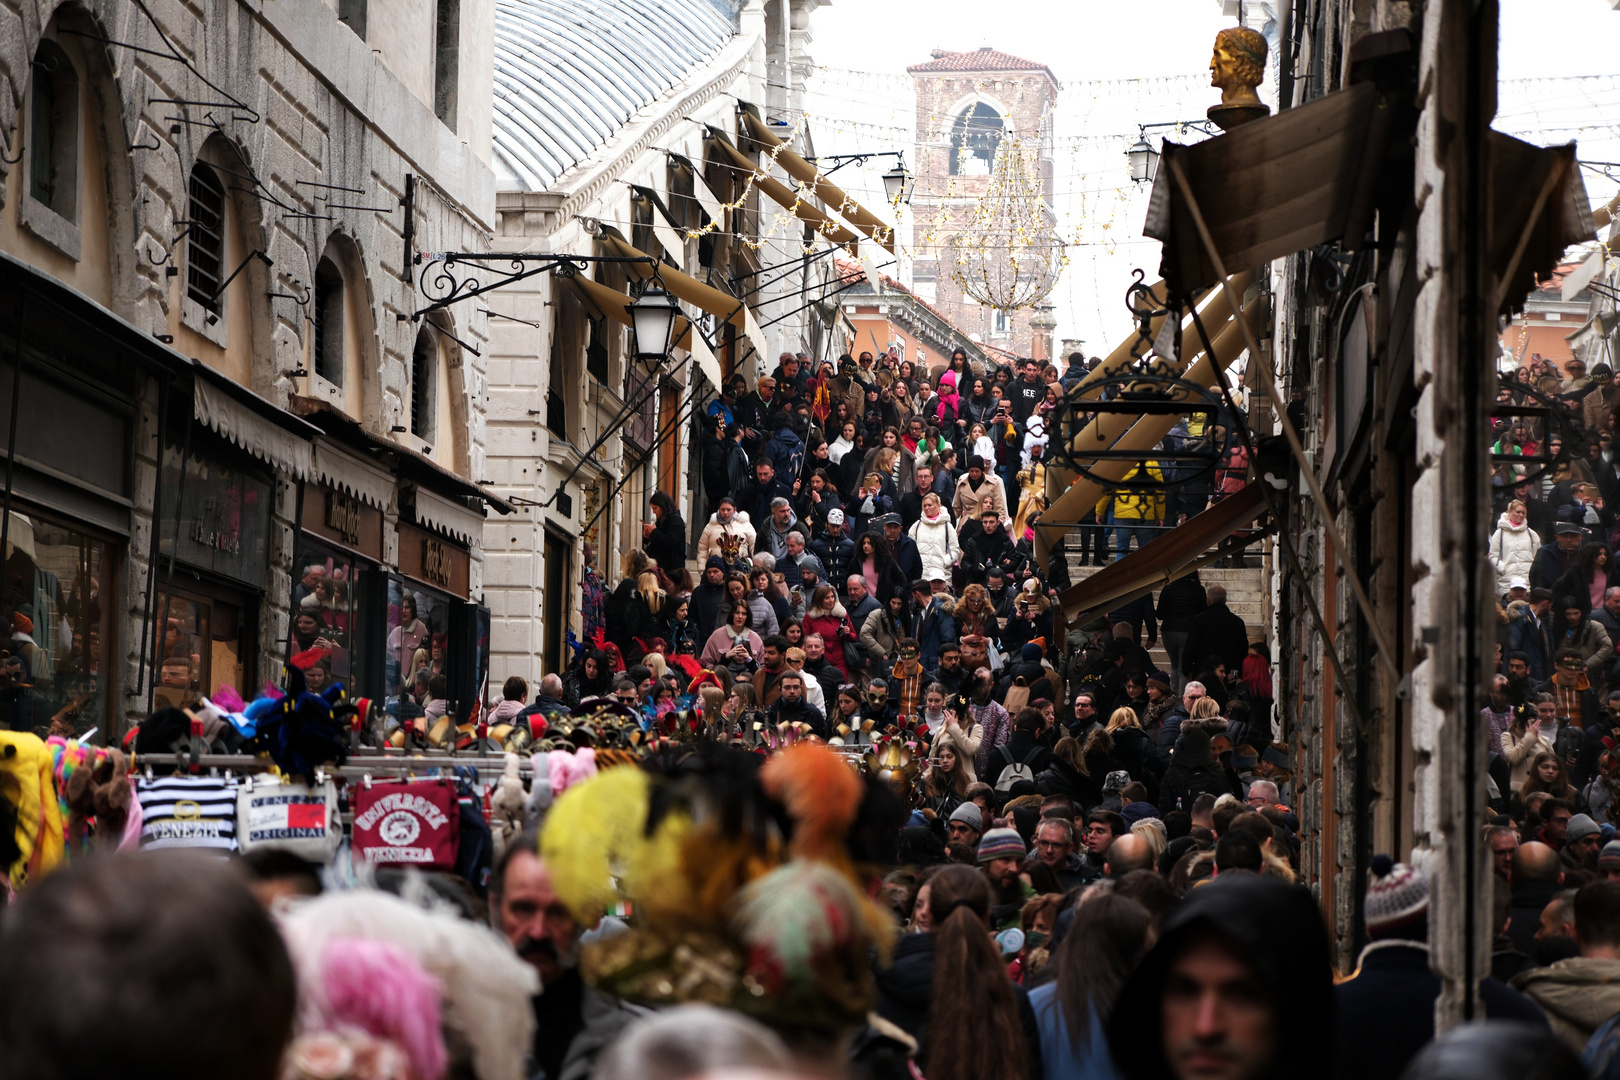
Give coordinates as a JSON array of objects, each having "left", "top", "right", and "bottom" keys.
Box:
[
  {"left": 292, "top": 442, "right": 395, "bottom": 700},
  {"left": 288, "top": 396, "right": 507, "bottom": 731},
  {"left": 0, "top": 255, "right": 189, "bottom": 739},
  {"left": 151, "top": 434, "right": 275, "bottom": 712}
]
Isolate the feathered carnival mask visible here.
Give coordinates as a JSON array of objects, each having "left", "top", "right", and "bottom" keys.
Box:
[{"left": 539, "top": 742, "right": 906, "bottom": 1036}]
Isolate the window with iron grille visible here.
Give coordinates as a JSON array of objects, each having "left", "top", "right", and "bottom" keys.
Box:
[
  {"left": 411, "top": 327, "right": 437, "bottom": 443},
  {"left": 187, "top": 164, "right": 226, "bottom": 311},
  {"left": 28, "top": 41, "right": 78, "bottom": 219}
]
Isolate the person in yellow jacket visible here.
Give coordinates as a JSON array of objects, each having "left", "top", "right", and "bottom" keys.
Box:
[{"left": 1097, "top": 460, "right": 1165, "bottom": 560}]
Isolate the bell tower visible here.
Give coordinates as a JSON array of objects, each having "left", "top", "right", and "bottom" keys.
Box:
[{"left": 907, "top": 47, "right": 1060, "bottom": 360}]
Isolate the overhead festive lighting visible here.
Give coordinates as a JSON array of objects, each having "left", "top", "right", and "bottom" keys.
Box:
[{"left": 947, "top": 132, "right": 1066, "bottom": 311}]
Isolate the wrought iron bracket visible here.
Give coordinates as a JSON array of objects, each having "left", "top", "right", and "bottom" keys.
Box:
[{"left": 409, "top": 252, "right": 660, "bottom": 321}]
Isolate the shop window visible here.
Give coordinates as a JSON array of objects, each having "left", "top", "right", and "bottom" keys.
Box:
[
  {"left": 433, "top": 0, "right": 459, "bottom": 129},
  {"left": 290, "top": 546, "right": 361, "bottom": 692},
  {"left": 411, "top": 326, "right": 438, "bottom": 444},
  {"left": 313, "top": 256, "right": 345, "bottom": 386},
  {"left": 338, "top": 0, "right": 367, "bottom": 38},
  {"left": 0, "top": 511, "right": 116, "bottom": 736},
  {"left": 186, "top": 163, "right": 227, "bottom": 312},
  {"left": 151, "top": 586, "right": 248, "bottom": 712},
  {"left": 950, "top": 102, "right": 1003, "bottom": 177},
  {"left": 28, "top": 40, "right": 78, "bottom": 220},
  {"left": 384, "top": 579, "right": 450, "bottom": 728}
]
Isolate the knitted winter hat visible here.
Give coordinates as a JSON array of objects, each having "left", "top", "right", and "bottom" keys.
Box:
[
  {"left": 1600, "top": 840, "right": 1620, "bottom": 871},
  {"left": 1102, "top": 770, "right": 1131, "bottom": 795},
  {"left": 1567, "top": 813, "right": 1602, "bottom": 844},
  {"left": 949, "top": 802, "right": 983, "bottom": 833},
  {"left": 1365, "top": 854, "right": 1429, "bottom": 935},
  {"left": 977, "top": 827, "right": 1026, "bottom": 864},
  {"left": 705, "top": 555, "right": 727, "bottom": 571}
]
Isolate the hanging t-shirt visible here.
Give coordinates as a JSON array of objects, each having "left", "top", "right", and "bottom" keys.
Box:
[{"left": 137, "top": 775, "right": 239, "bottom": 852}]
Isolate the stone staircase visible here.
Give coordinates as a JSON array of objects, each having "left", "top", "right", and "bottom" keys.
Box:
[{"left": 1064, "top": 537, "right": 1271, "bottom": 674}]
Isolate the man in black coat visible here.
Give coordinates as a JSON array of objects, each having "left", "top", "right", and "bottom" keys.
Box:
[
  {"left": 733, "top": 459, "right": 793, "bottom": 533},
  {"left": 1333, "top": 857, "right": 1544, "bottom": 1080},
  {"left": 690, "top": 557, "right": 730, "bottom": 642},
  {"left": 1156, "top": 572, "right": 1208, "bottom": 687},
  {"left": 881, "top": 516, "right": 924, "bottom": 585},
  {"left": 961, "top": 509, "right": 1020, "bottom": 586},
  {"left": 1179, "top": 584, "right": 1249, "bottom": 677}
]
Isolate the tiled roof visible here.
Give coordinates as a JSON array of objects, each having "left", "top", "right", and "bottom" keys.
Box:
[
  {"left": 492, "top": 0, "right": 735, "bottom": 191},
  {"left": 907, "top": 48, "right": 1056, "bottom": 81}
]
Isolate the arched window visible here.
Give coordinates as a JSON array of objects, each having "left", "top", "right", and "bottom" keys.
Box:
[
  {"left": 186, "top": 163, "right": 226, "bottom": 311},
  {"left": 949, "top": 102, "right": 1003, "bottom": 177},
  {"left": 411, "top": 326, "right": 438, "bottom": 444},
  {"left": 313, "top": 256, "right": 345, "bottom": 385},
  {"left": 28, "top": 40, "right": 78, "bottom": 219}
]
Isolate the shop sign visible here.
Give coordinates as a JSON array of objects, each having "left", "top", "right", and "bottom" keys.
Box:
[
  {"left": 300, "top": 484, "right": 383, "bottom": 560},
  {"left": 396, "top": 522, "right": 470, "bottom": 596},
  {"left": 326, "top": 490, "right": 362, "bottom": 547},
  {"left": 159, "top": 445, "right": 271, "bottom": 589},
  {"left": 423, "top": 538, "right": 450, "bottom": 587}
]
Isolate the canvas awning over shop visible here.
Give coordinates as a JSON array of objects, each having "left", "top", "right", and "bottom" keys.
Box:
[
  {"left": 704, "top": 127, "right": 862, "bottom": 249},
  {"left": 192, "top": 367, "right": 317, "bottom": 480},
  {"left": 594, "top": 227, "right": 764, "bottom": 385},
  {"left": 1058, "top": 481, "right": 1272, "bottom": 623},
  {"left": 666, "top": 152, "right": 725, "bottom": 228},
  {"left": 738, "top": 106, "right": 897, "bottom": 255},
  {"left": 1144, "top": 80, "right": 1389, "bottom": 296},
  {"left": 562, "top": 272, "right": 725, "bottom": 389},
  {"left": 1488, "top": 134, "right": 1594, "bottom": 316}
]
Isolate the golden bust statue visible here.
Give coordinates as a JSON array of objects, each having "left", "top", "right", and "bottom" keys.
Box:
[{"left": 1209, "top": 26, "right": 1268, "bottom": 109}]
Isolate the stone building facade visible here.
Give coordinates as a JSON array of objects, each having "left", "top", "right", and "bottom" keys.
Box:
[
  {"left": 0, "top": 0, "right": 503, "bottom": 738},
  {"left": 907, "top": 48, "right": 1059, "bottom": 359},
  {"left": 479, "top": 0, "right": 856, "bottom": 688}
]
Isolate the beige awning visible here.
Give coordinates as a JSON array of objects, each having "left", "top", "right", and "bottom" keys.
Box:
[
  {"left": 739, "top": 107, "right": 897, "bottom": 255},
  {"left": 1144, "top": 81, "right": 1386, "bottom": 295},
  {"left": 192, "top": 371, "right": 315, "bottom": 479},
  {"left": 564, "top": 272, "right": 697, "bottom": 355},
  {"left": 1058, "top": 481, "right": 1271, "bottom": 622},
  {"left": 705, "top": 128, "right": 862, "bottom": 250},
  {"left": 598, "top": 227, "right": 748, "bottom": 330}
]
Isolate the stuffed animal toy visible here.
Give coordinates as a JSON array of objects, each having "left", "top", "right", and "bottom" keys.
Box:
[{"left": 489, "top": 753, "right": 526, "bottom": 862}]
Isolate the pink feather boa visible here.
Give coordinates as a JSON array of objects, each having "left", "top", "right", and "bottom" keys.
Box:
[{"left": 319, "top": 939, "right": 446, "bottom": 1080}]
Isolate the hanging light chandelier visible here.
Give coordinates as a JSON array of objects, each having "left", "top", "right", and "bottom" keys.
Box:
[{"left": 947, "top": 131, "right": 1065, "bottom": 311}]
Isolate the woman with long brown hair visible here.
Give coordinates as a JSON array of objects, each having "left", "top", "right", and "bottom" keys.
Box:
[
  {"left": 1029, "top": 894, "right": 1153, "bottom": 1079},
  {"left": 875, "top": 864, "right": 1039, "bottom": 1080}
]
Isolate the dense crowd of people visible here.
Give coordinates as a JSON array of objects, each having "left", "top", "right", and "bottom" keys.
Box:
[{"left": 14, "top": 347, "right": 1620, "bottom": 1080}]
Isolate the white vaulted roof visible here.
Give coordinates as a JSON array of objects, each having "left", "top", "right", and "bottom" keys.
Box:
[{"left": 493, "top": 0, "right": 736, "bottom": 191}]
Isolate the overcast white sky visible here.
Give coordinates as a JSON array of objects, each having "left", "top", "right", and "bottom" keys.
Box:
[{"left": 798, "top": 0, "right": 1620, "bottom": 349}]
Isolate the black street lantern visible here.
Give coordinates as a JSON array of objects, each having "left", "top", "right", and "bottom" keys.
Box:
[
  {"left": 1127, "top": 135, "right": 1160, "bottom": 184},
  {"left": 628, "top": 283, "right": 681, "bottom": 369},
  {"left": 883, "top": 157, "right": 916, "bottom": 205}
]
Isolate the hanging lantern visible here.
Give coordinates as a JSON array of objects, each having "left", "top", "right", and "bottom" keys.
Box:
[
  {"left": 1127, "top": 134, "right": 1160, "bottom": 183},
  {"left": 947, "top": 133, "right": 1065, "bottom": 311}
]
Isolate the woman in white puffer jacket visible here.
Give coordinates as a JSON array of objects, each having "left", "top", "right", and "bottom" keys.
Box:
[
  {"left": 909, "top": 492, "right": 961, "bottom": 583},
  {"left": 1489, "top": 499, "right": 1541, "bottom": 596}
]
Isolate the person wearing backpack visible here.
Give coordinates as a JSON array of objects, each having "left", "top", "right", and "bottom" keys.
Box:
[
  {"left": 990, "top": 708, "right": 1052, "bottom": 791},
  {"left": 1157, "top": 726, "right": 1233, "bottom": 815}
]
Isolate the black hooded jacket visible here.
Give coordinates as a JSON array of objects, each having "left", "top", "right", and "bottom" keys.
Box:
[
  {"left": 1108, "top": 875, "right": 1334, "bottom": 1080},
  {"left": 1157, "top": 727, "right": 1232, "bottom": 814}
]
